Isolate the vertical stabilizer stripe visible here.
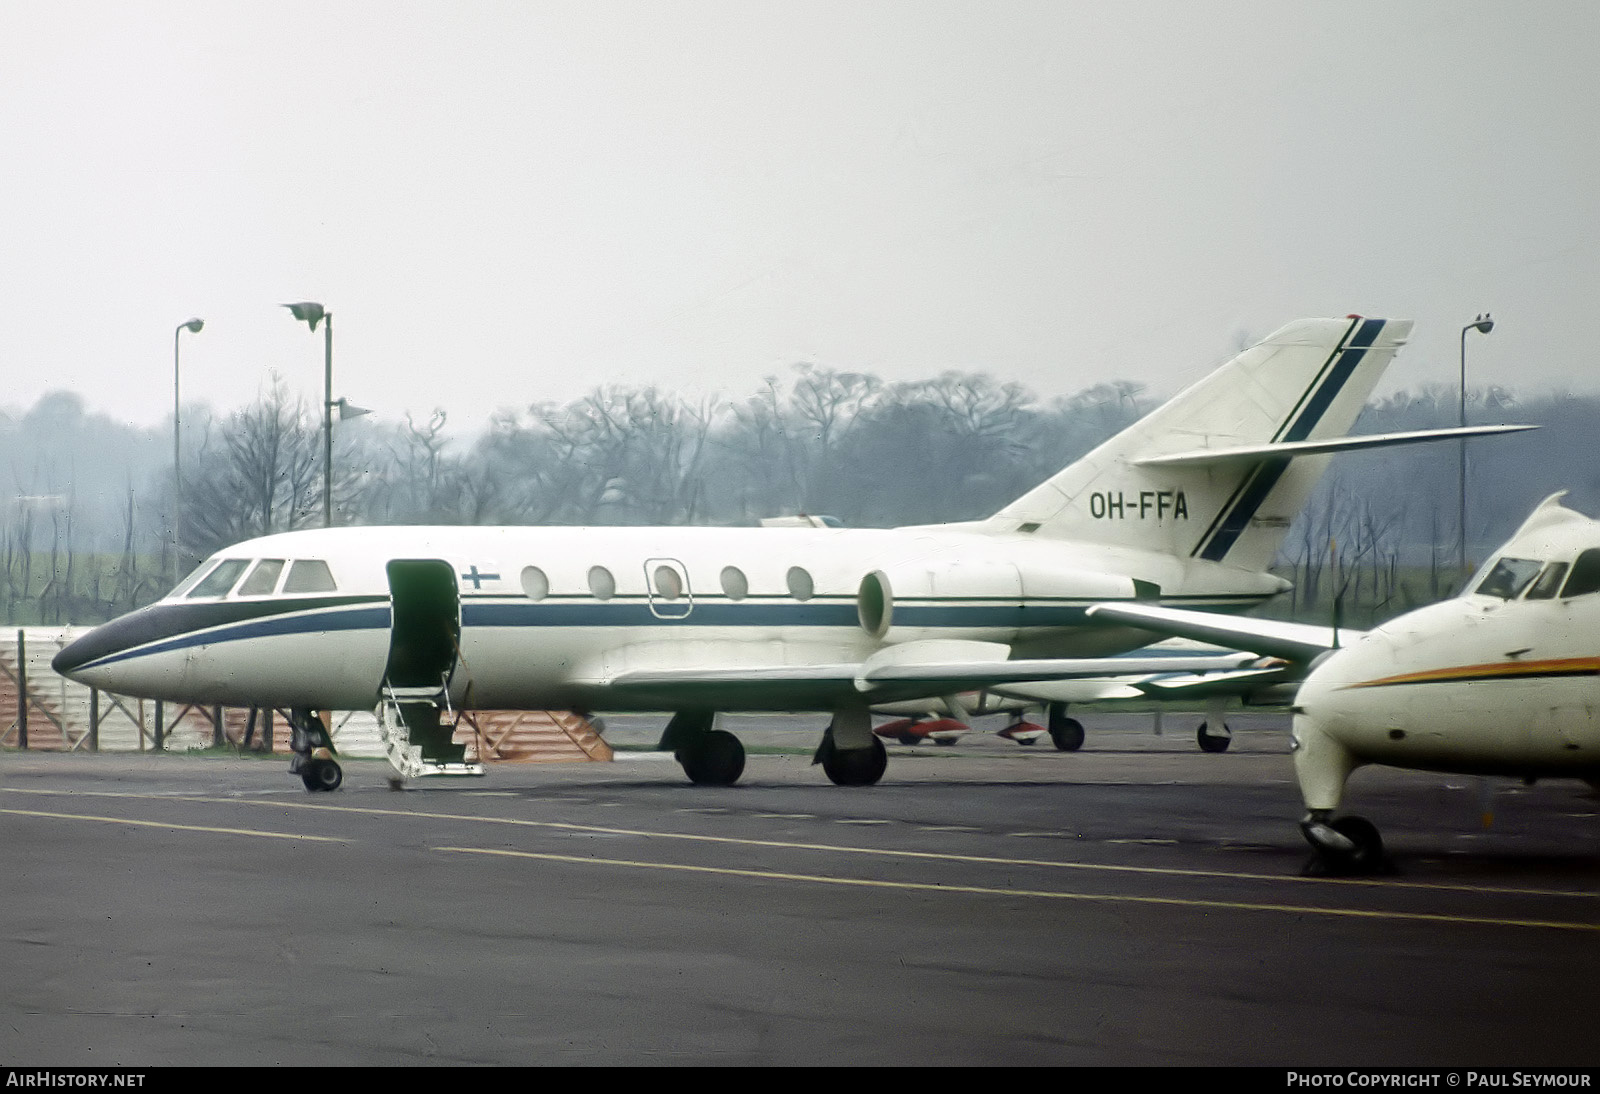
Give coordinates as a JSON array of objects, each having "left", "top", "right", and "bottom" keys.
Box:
[{"left": 1194, "top": 318, "right": 1386, "bottom": 562}]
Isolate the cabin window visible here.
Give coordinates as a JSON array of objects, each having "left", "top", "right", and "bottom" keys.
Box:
[
  {"left": 187, "top": 558, "right": 250, "bottom": 599},
  {"left": 238, "top": 559, "right": 285, "bottom": 597},
  {"left": 520, "top": 566, "right": 550, "bottom": 601},
  {"left": 283, "top": 559, "right": 338, "bottom": 594},
  {"left": 786, "top": 566, "right": 814, "bottom": 602},
  {"left": 1474, "top": 557, "right": 1543, "bottom": 600},
  {"left": 653, "top": 564, "right": 683, "bottom": 600},
  {"left": 1560, "top": 549, "right": 1600, "bottom": 599},
  {"left": 1524, "top": 562, "right": 1570, "bottom": 600},
  {"left": 588, "top": 566, "right": 616, "bottom": 600},
  {"left": 720, "top": 566, "right": 749, "bottom": 601}
]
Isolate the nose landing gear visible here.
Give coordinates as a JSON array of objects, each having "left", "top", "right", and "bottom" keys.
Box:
[{"left": 288, "top": 708, "right": 343, "bottom": 793}]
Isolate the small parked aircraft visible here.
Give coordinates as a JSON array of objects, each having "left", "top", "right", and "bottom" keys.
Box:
[
  {"left": 53, "top": 316, "right": 1527, "bottom": 792},
  {"left": 1087, "top": 494, "right": 1600, "bottom": 873}
]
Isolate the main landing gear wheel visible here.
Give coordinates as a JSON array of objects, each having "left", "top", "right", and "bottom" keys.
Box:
[
  {"left": 1301, "top": 814, "right": 1387, "bottom": 875},
  {"left": 1196, "top": 722, "right": 1232, "bottom": 753},
  {"left": 1047, "top": 705, "right": 1085, "bottom": 751},
  {"left": 818, "top": 735, "right": 888, "bottom": 786},
  {"left": 678, "top": 728, "right": 745, "bottom": 787},
  {"left": 301, "top": 758, "right": 343, "bottom": 792}
]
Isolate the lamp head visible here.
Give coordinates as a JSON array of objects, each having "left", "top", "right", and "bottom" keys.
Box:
[
  {"left": 180, "top": 318, "right": 204, "bottom": 334},
  {"left": 333, "top": 397, "right": 372, "bottom": 421},
  {"left": 1468, "top": 313, "right": 1494, "bottom": 335},
  {"left": 283, "top": 301, "right": 327, "bottom": 331}
]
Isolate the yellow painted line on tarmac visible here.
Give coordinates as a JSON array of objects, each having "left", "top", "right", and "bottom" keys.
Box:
[
  {"left": 0, "top": 806, "right": 349, "bottom": 842},
  {"left": 3, "top": 785, "right": 1593, "bottom": 902},
  {"left": 433, "top": 845, "right": 1600, "bottom": 933}
]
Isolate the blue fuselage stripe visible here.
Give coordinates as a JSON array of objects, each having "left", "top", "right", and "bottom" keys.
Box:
[{"left": 64, "top": 594, "right": 1271, "bottom": 673}]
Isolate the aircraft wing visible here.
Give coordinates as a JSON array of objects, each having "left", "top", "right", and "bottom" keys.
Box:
[
  {"left": 1083, "top": 603, "right": 1352, "bottom": 662},
  {"left": 602, "top": 644, "right": 1265, "bottom": 706}
]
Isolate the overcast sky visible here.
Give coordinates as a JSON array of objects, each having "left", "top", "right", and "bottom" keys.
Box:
[{"left": 2, "top": 2, "right": 1595, "bottom": 436}]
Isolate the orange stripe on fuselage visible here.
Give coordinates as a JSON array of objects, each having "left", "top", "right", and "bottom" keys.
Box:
[{"left": 1342, "top": 657, "right": 1600, "bottom": 690}]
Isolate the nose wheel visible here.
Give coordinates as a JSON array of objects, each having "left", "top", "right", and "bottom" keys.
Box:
[
  {"left": 288, "top": 707, "right": 343, "bottom": 792},
  {"left": 1301, "top": 813, "right": 1388, "bottom": 875},
  {"left": 300, "top": 758, "right": 344, "bottom": 792}
]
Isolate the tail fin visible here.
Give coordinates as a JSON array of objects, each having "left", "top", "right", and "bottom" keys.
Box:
[{"left": 987, "top": 317, "right": 1412, "bottom": 571}]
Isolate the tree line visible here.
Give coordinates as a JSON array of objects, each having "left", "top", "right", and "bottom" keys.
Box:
[{"left": 0, "top": 368, "right": 1590, "bottom": 626}]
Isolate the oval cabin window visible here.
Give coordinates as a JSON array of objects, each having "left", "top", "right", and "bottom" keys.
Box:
[
  {"left": 720, "top": 566, "right": 749, "bottom": 601},
  {"left": 520, "top": 566, "right": 550, "bottom": 601},
  {"left": 653, "top": 564, "right": 683, "bottom": 600},
  {"left": 588, "top": 566, "right": 616, "bottom": 600},
  {"left": 786, "top": 566, "right": 814, "bottom": 602}
]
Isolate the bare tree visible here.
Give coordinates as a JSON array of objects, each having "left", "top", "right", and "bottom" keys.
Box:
[{"left": 182, "top": 378, "right": 322, "bottom": 558}]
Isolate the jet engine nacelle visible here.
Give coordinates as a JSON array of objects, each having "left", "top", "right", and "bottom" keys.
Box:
[{"left": 858, "top": 561, "right": 1137, "bottom": 642}]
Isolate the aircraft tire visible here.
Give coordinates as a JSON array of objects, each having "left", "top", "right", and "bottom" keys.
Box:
[
  {"left": 897, "top": 734, "right": 922, "bottom": 746},
  {"left": 1196, "top": 722, "right": 1232, "bottom": 753},
  {"left": 1049, "top": 718, "right": 1085, "bottom": 752},
  {"left": 301, "top": 759, "right": 343, "bottom": 793},
  {"left": 680, "top": 728, "right": 745, "bottom": 787},
  {"left": 822, "top": 736, "right": 888, "bottom": 786},
  {"left": 1327, "top": 815, "right": 1384, "bottom": 871},
  {"left": 1303, "top": 814, "right": 1387, "bottom": 875}
]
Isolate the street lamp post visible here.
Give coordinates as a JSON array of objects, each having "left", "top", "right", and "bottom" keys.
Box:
[
  {"left": 173, "top": 318, "right": 204, "bottom": 580},
  {"left": 283, "top": 302, "right": 334, "bottom": 526},
  {"left": 283, "top": 303, "right": 369, "bottom": 527},
  {"left": 1458, "top": 313, "right": 1495, "bottom": 580}
]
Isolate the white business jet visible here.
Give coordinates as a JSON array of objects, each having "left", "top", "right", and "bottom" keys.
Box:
[
  {"left": 53, "top": 316, "right": 1525, "bottom": 792},
  {"left": 1087, "top": 493, "right": 1600, "bottom": 874}
]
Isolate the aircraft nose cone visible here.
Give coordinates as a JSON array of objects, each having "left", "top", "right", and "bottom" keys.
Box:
[
  {"left": 50, "top": 606, "right": 170, "bottom": 687},
  {"left": 52, "top": 630, "right": 97, "bottom": 678}
]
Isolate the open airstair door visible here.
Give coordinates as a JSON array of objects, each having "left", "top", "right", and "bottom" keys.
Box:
[{"left": 379, "top": 559, "right": 483, "bottom": 781}]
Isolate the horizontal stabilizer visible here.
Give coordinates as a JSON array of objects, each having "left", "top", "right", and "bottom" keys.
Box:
[
  {"left": 1133, "top": 424, "right": 1536, "bottom": 468},
  {"left": 1085, "top": 603, "right": 1354, "bottom": 662}
]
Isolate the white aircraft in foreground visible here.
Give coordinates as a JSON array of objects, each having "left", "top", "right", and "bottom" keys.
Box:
[
  {"left": 53, "top": 316, "right": 1527, "bottom": 792},
  {"left": 1088, "top": 493, "right": 1600, "bottom": 874}
]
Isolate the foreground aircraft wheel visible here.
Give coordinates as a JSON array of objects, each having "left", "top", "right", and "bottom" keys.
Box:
[
  {"left": 1328, "top": 816, "right": 1384, "bottom": 869},
  {"left": 680, "top": 729, "right": 745, "bottom": 787},
  {"left": 1301, "top": 814, "right": 1387, "bottom": 875},
  {"left": 1196, "top": 722, "right": 1232, "bottom": 753},
  {"left": 822, "top": 736, "right": 888, "bottom": 787},
  {"left": 1049, "top": 717, "right": 1085, "bottom": 752},
  {"left": 301, "top": 759, "right": 343, "bottom": 793}
]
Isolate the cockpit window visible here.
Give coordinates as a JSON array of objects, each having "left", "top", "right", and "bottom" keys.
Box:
[
  {"left": 187, "top": 558, "right": 250, "bottom": 599},
  {"left": 282, "top": 559, "right": 338, "bottom": 594},
  {"left": 1559, "top": 549, "right": 1600, "bottom": 599},
  {"left": 1524, "top": 562, "right": 1569, "bottom": 600},
  {"left": 1474, "top": 557, "right": 1544, "bottom": 600},
  {"left": 237, "top": 559, "right": 286, "bottom": 597},
  {"left": 171, "top": 559, "right": 219, "bottom": 598}
]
